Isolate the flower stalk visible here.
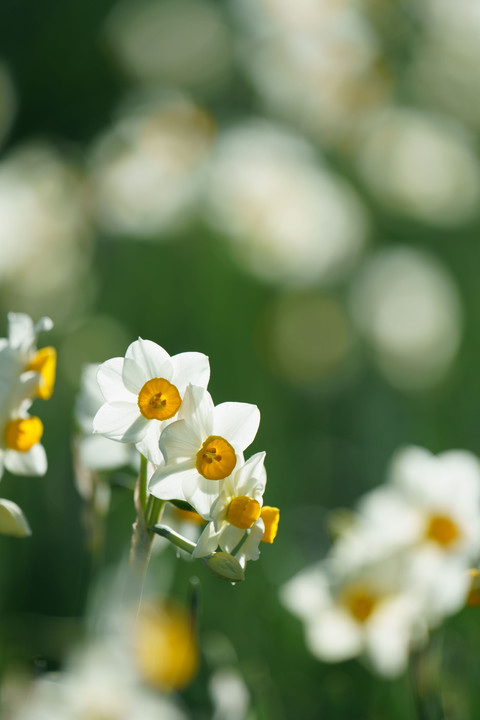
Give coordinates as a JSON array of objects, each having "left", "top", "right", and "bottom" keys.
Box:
[{"left": 130, "top": 456, "right": 166, "bottom": 579}]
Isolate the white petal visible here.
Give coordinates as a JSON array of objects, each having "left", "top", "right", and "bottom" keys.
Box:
[
  {"left": 219, "top": 525, "right": 245, "bottom": 554},
  {"left": 34, "top": 316, "right": 54, "bottom": 334},
  {"left": 193, "top": 522, "right": 221, "bottom": 558},
  {"left": 93, "top": 402, "right": 148, "bottom": 443},
  {"left": 135, "top": 421, "right": 163, "bottom": 465},
  {"left": 8, "top": 312, "right": 34, "bottom": 351},
  {"left": 281, "top": 564, "right": 331, "bottom": 620},
  {"left": 122, "top": 357, "right": 150, "bottom": 393},
  {"left": 97, "top": 358, "right": 134, "bottom": 402},
  {"left": 212, "top": 402, "right": 260, "bottom": 451},
  {"left": 171, "top": 352, "right": 210, "bottom": 392},
  {"left": 236, "top": 519, "right": 264, "bottom": 566},
  {"left": 234, "top": 452, "right": 266, "bottom": 497},
  {"left": 305, "top": 607, "right": 364, "bottom": 662},
  {"left": 4, "top": 443, "right": 47, "bottom": 476},
  {"left": 365, "top": 598, "right": 417, "bottom": 677},
  {"left": 125, "top": 338, "right": 173, "bottom": 381},
  {"left": 0, "top": 499, "right": 31, "bottom": 536},
  {"left": 185, "top": 475, "right": 223, "bottom": 517},
  {"left": 159, "top": 419, "right": 202, "bottom": 464},
  {"left": 178, "top": 385, "right": 214, "bottom": 437},
  {"left": 148, "top": 462, "right": 196, "bottom": 501},
  {"left": 13, "top": 371, "right": 40, "bottom": 406}
]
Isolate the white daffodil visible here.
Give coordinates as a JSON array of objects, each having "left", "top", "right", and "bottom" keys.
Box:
[
  {"left": 281, "top": 554, "right": 424, "bottom": 678},
  {"left": 149, "top": 385, "right": 260, "bottom": 516},
  {"left": 0, "top": 407, "right": 47, "bottom": 480},
  {"left": 4, "top": 641, "right": 188, "bottom": 720},
  {"left": 93, "top": 338, "right": 210, "bottom": 465},
  {"left": 193, "top": 451, "right": 279, "bottom": 567},
  {"left": 332, "top": 446, "right": 480, "bottom": 624},
  {"left": 0, "top": 312, "right": 56, "bottom": 403},
  {"left": 385, "top": 446, "right": 480, "bottom": 621}
]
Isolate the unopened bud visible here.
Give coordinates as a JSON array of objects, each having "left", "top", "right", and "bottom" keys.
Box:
[{"left": 204, "top": 551, "right": 245, "bottom": 583}]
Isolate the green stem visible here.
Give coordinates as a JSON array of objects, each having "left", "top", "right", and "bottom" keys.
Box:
[
  {"left": 150, "top": 524, "right": 196, "bottom": 554},
  {"left": 129, "top": 457, "right": 166, "bottom": 581},
  {"left": 145, "top": 495, "right": 165, "bottom": 529},
  {"left": 139, "top": 454, "right": 148, "bottom": 512}
]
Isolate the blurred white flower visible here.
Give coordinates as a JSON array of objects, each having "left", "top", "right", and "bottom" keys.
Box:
[
  {"left": 355, "top": 107, "right": 480, "bottom": 226},
  {"left": 106, "top": 0, "right": 232, "bottom": 92},
  {"left": 205, "top": 122, "right": 369, "bottom": 286},
  {"left": 88, "top": 97, "right": 214, "bottom": 238},
  {"left": 0, "top": 313, "right": 55, "bottom": 481},
  {"left": 407, "top": 0, "right": 480, "bottom": 131},
  {"left": 0, "top": 411, "right": 47, "bottom": 481},
  {"left": 75, "top": 363, "right": 136, "bottom": 472},
  {"left": 0, "top": 144, "right": 90, "bottom": 322},
  {"left": 385, "top": 446, "right": 480, "bottom": 621},
  {"left": 233, "top": 0, "right": 389, "bottom": 145},
  {"left": 333, "top": 446, "right": 480, "bottom": 623},
  {"left": 0, "top": 313, "right": 56, "bottom": 402},
  {"left": 209, "top": 668, "right": 251, "bottom": 720},
  {"left": 350, "top": 246, "right": 462, "bottom": 390},
  {"left": 3, "top": 641, "right": 188, "bottom": 720},
  {"left": 281, "top": 555, "right": 423, "bottom": 677}
]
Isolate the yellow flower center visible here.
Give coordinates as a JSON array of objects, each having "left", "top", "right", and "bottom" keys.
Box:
[
  {"left": 425, "top": 514, "right": 459, "bottom": 547},
  {"left": 137, "top": 378, "right": 181, "bottom": 420},
  {"left": 195, "top": 435, "right": 236, "bottom": 480},
  {"left": 342, "top": 587, "right": 377, "bottom": 624},
  {"left": 261, "top": 506, "right": 280, "bottom": 543},
  {"left": 26, "top": 346, "right": 56, "bottom": 400},
  {"left": 227, "top": 496, "right": 261, "bottom": 530},
  {"left": 5, "top": 417, "right": 44, "bottom": 452}
]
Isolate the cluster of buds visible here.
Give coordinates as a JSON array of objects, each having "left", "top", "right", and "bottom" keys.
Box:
[
  {"left": 92, "top": 338, "right": 279, "bottom": 581},
  {"left": 0, "top": 313, "right": 56, "bottom": 536}
]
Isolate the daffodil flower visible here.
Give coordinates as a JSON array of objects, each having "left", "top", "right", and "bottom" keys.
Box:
[
  {"left": 193, "top": 452, "right": 279, "bottom": 566},
  {"left": 281, "top": 555, "right": 424, "bottom": 678},
  {"left": 93, "top": 339, "right": 210, "bottom": 465},
  {"left": 0, "top": 312, "right": 56, "bottom": 402},
  {"left": 0, "top": 410, "right": 47, "bottom": 480},
  {"left": 329, "top": 446, "right": 480, "bottom": 624},
  {"left": 148, "top": 385, "right": 260, "bottom": 516}
]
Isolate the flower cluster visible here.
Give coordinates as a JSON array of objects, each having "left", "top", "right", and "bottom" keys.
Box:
[
  {"left": 92, "top": 338, "right": 279, "bottom": 577},
  {"left": 281, "top": 446, "right": 480, "bottom": 677},
  {"left": 0, "top": 313, "right": 56, "bottom": 537}
]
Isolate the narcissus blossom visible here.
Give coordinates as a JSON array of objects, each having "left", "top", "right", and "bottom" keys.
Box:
[
  {"left": 385, "top": 446, "right": 480, "bottom": 620},
  {"left": 281, "top": 555, "right": 424, "bottom": 677},
  {"left": 93, "top": 338, "right": 210, "bottom": 464},
  {"left": 0, "top": 410, "right": 47, "bottom": 480},
  {"left": 338, "top": 447, "right": 480, "bottom": 622},
  {"left": 193, "top": 451, "right": 279, "bottom": 566},
  {"left": 0, "top": 312, "right": 56, "bottom": 402},
  {"left": 149, "top": 385, "right": 260, "bottom": 515}
]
